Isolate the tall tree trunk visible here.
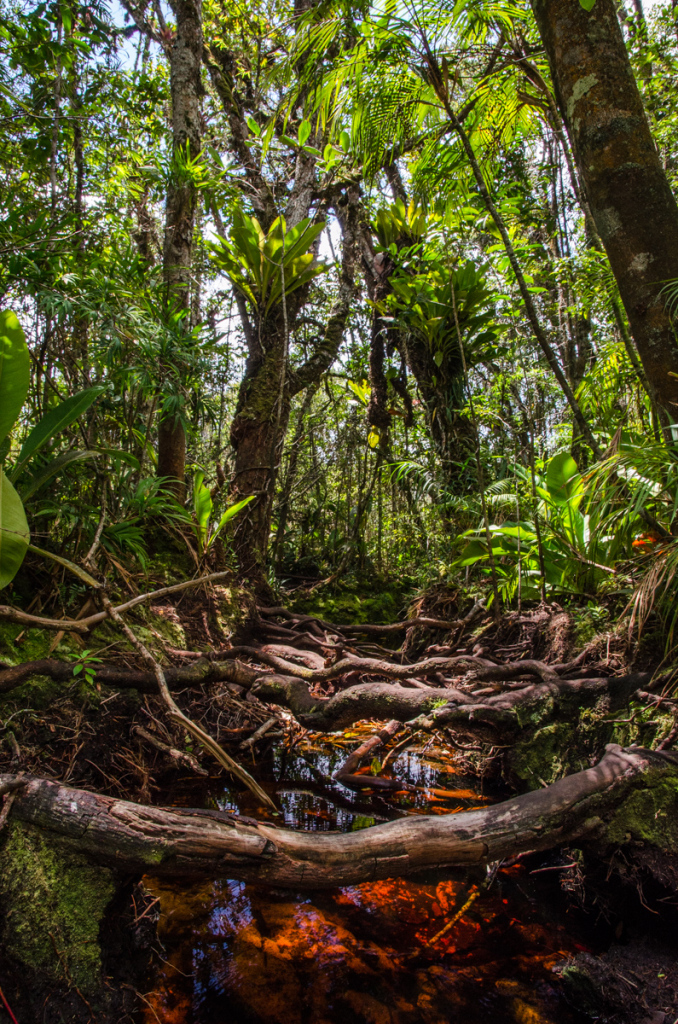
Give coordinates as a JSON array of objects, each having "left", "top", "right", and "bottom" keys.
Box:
[
  {"left": 530, "top": 0, "right": 678, "bottom": 417},
  {"left": 230, "top": 340, "right": 291, "bottom": 590},
  {"left": 274, "top": 382, "right": 318, "bottom": 571},
  {"left": 157, "top": 0, "right": 203, "bottom": 497},
  {"left": 228, "top": 189, "right": 360, "bottom": 589}
]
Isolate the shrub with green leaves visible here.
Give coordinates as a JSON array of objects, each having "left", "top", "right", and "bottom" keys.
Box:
[{"left": 0, "top": 311, "right": 102, "bottom": 589}]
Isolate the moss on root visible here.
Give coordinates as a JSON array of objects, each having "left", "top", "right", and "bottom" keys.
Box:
[
  {"left": 0, "top": 821, "right": 114, "bottom": 993},
  {"left": 606, "top": 766, "right": 678, "bottom": 849},
  {"left": 509, "top": 697, "right": 676, "bottom": 790}
]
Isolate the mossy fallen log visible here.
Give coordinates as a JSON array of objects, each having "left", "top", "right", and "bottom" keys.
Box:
[{"left": 2, "top": 745, "right": 677, "bottom": 890}]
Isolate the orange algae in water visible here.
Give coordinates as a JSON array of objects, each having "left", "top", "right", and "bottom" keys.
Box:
[
  {"left": 141, "top": 734, "right": 591, "bottom": 1024},
  {"left": 142, "top": 867, "right": 588, "bottom": 1024}
]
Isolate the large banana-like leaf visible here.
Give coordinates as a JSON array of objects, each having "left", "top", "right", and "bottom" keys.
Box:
[
  {"left": 545, "top": 453, "right": 583, "bottom": 508},
  {"left": 19, "top": 449, "right": 99, "bottom": 502},
  {"left": 0, "top": 468, "right": 29, "bottom": 589},
  {"left": 10, "top": 386, "right": 105, "bottom": 482},
  {"left": 0, "top": 311, "right": 30, "bottom": 445}
]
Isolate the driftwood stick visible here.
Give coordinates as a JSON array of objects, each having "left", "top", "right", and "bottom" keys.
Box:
[
  {"left": 102, "top": 596, "right": 276, "bottom": 811},
  {"left": 333, "top": 720, "right": 406, "bottom": 792},
  {"left": 0, "top": 571, "right": 234, "bottom": 634},
  {"left": 239, "top": 718, "right": 279, "bottom": 751},
  {"left": 1, "top": 745, "right": 670, "bottom": 888},
  {"left": 132, "top": 725, "right": 208, "bottom": 776}
]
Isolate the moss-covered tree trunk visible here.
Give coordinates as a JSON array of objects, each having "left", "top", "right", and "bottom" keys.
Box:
[
  {"left": 156, "top": 0, "right": 203, "bottom": 498},
  {"left": 530, "top": 0, "right": 678, "bottom": 415},
  {"left": 227, "top": 189, "right": 360, "bottom": 588},
  {"left": 230, "top": 339, "right": 292, "bottom": 589}
]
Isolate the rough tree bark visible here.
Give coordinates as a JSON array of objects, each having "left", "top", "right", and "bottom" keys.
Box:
[
  {"left": 1, "top": 745, "right": 675, "bottom": 887},
  {"left": 227, "top": 189, "right": 359, "bottom": 590},
  {"left": 156, "top": 0, "right": 203, "bottom": 496},
  {"left": 273, "top": 381, "right": 319, "bottom": 570},
  {"left": 530, "top": 0, "right": 678, "bottom": 415}
]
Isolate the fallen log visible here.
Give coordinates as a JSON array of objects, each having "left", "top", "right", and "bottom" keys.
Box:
[{"left": 1, "top": 745, "right": 675, "bottom": 888}]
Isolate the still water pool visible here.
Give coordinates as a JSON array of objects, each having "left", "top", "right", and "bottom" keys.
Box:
[{"left": 142, "top": 725, "right": 593, "bottom": 1024}]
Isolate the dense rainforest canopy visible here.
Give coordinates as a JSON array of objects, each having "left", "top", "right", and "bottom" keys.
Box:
[
  {"left": 2, "top": 0, "right": 678, "bottom": 1020},
  {"left": 1, "top": 0, "right": 678, "bottom": 608}
]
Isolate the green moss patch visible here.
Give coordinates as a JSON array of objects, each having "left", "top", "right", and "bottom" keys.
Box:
[
  {"left": 607, "top": 768, "right": 678, "bottom": 849},
  {"left": 0, "top": 821, "right": 114, "bottom": 992}
]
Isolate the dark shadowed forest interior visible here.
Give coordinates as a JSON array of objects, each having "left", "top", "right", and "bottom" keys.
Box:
[{"left": 4, "top": 0, "right": 678, "bottom": 1020}]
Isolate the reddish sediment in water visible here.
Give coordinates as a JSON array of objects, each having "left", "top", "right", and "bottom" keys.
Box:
[{"left": 142, "top": 724, "right": 591, "bottom": 1024}]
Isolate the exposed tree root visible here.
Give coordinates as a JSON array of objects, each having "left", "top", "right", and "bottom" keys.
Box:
[
  {"left": 257, "top": 600, "right": 487, "bottom": 636},
  {"left": 0, "top": 656, "right": 256, "bottom": 695},
  {"left": 251, "top": 670, "right": 656, "bottom": 732},
  {"left": 1, "top": 745, "right": 675, "bottom": 888}
]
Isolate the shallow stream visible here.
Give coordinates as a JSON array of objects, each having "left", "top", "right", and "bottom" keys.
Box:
[{"left": 142, "top": 725, "right": 596, "bottom": 1024}]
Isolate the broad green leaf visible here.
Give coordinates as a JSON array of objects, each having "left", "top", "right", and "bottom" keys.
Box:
[
  {"left": 347, "top": 380, "right": 371, "bottom": 406},
  {"left": 0, "top": 469, "right": 29, "bottom": 589},
  {"left": 457, "top": 539, "right": 487, "bottom": 565},
  {"left": 246, "top": 115, "right": 261, "bottom": 137},
  {"left": 10, "top": 387, "right": 104, "bottom": 481},
  {"left": 546, "top": 452, "right": 583, "bottom": 506},
  {"left": 339, "top": 130, "right": 351, "bottom": 151},
  {"left": 298, "top": 119, "right": 311, "bottom": 146},
  {"left": 96, "top": 448, "right": 140, "bottom": 469},
  {"left": 0, "top": 311, "right": 30, "bottom": 445},
  {"left": 20, "top": 450, "right": 99, "bottom": 502},
  {"left": 213, "top": 495, "right": 255, "bottom": 539},
  {"left": 193, "top": 471, "right": 213, "bottom": 548},
  {"left": 28, "top": 544, "right": 101, "bottom": 588},
  {"left": 579, "top": 0, "right": 596, "bottom": 9}
]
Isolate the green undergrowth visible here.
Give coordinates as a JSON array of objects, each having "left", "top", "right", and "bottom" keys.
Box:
[
  {"left": 570, "top": 604, "right": 610, "bottom": 648},
  {"left": 286, "top": 577, "right": 414, "bottom": 624},
  {"left": 510, "top": 700, "right": 676, "bottom": 788},
  {"left": 607, "top": 764, "right": 678, "bottom": 849},
  {"left": 0, "top": 821, "right": 115, "bottom": 992}
]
